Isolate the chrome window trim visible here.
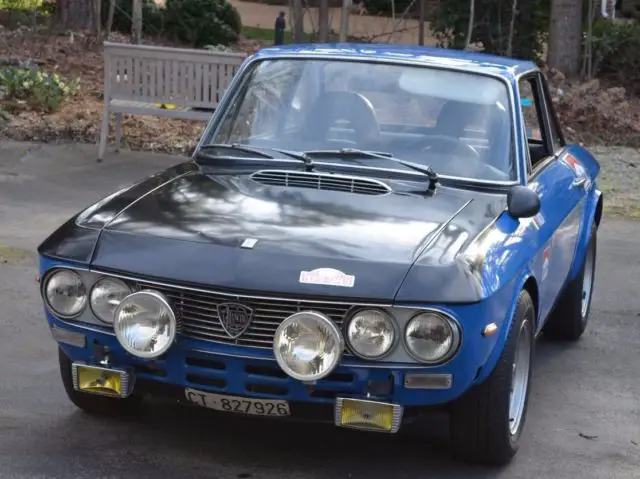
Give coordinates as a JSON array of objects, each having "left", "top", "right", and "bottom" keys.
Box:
[
  {"left": 196, "top": 53, "right": 524, "bottom": 187},
  {"left": 514, "top": 67, "right": 565, "bottom": 184}
]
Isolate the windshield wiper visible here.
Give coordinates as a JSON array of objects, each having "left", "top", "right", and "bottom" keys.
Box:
[
  {"left": 302, "top": 148, "right": 438, "bottom": 190},
  {"left": 196, "top": 143, "right": 315, "bottom": 171}
]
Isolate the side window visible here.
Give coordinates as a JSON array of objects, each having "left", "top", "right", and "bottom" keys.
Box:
[
  {"left": 518, "top": 76, "right": 551, "bottom": 168},
  {"left": 539, "top": 75, "right": 565, "bottom": 152}
]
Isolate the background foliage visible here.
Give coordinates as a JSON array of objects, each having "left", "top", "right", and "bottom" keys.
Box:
[
  {"left": 100, "top": 0, "right": 242, "bottom": 46},
  {"left": 590, "top": 19, "right": 640, "bottom": 95},
  {"left": 428, "top": 0, "right": 550, "bottom": 61}
]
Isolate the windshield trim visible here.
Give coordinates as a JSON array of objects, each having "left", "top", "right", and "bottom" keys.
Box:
[{"left": 195, "top": 54, "right": 523, "bottom": 187}]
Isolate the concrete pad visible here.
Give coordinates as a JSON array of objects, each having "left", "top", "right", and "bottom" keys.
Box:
[{"left": 0, "top": 141, "right": 185, "bottom": 251}]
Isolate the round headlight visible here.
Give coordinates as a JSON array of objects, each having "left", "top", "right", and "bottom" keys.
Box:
[
  {"left": 90, "top": 277, "right": 131, "bottom": 324},
  {"left": 113, "top": 290, "right": 177, "bottom": 359},
  {"left": 404, "top": 312, "right": 461, "bottom": 364},
  {"left": 44, "top": 269, "right": 87, "bottom": 318},
  {"left": 273, "top": 311, "right": 344, "bottom": 381},
  {"left": 346, "top": 309, "right": 396, "bottom": 360}
]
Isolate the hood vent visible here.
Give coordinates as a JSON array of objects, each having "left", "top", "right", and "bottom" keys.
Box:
[{"left": 250, "top": 170, "right": 391, "bottom": 196}]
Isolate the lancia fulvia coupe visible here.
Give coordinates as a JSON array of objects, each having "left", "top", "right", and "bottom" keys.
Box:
[{"left": 38, "top": 44, "right": 602, "bottom": 465}]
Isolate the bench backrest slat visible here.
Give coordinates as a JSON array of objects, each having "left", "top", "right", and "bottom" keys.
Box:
[{"left": 103, "top": 41, "right": 246, "bottom": 108}]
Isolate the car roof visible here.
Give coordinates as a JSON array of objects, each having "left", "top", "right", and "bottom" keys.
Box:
[{"left": 253, "top": 43, "right": 539, "bottom": 81}]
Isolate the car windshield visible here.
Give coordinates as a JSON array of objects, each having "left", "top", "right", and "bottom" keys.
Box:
[{"left": 204, "top": 58, "right": 516, "bottom": 182}]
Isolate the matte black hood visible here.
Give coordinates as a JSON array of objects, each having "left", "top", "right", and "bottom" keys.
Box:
[{"left": 39, "top": 162, "right": 507, "bottom": 302}]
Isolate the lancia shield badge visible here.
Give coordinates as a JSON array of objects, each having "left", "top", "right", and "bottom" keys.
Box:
[{"left": 216, "top": 302, "right": 255, "bottom": 338}]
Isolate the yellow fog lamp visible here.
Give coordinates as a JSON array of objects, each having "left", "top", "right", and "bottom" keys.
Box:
[
  {"left": 71, "top": 363, "right": 133, "bottom": 398},
  {"left": 335, "top": 397, "right": 403, "bottom": 433}
]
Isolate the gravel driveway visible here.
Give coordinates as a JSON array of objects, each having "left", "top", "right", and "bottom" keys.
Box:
[{"left": 591, "top": 145, "right": 640, "bottom": 218}]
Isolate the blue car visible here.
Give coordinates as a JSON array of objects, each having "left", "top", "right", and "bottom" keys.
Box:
[{"left": 38, "top": 44, "right": 602, "bottom": 466}]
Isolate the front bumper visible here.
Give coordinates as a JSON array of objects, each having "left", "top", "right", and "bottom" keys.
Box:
[{"left": 51, "top": 312, "right": 486, "bottom": 411}]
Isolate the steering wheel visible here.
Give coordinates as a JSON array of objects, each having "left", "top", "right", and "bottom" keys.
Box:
[
  {"left": 405, "top": 134, "right": 510, "bottom": 180},
  {"left": 407, "top": 134, "right": 481, "bottom": 159}
]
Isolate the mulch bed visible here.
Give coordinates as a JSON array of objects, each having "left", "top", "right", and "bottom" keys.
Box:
[{"left": 0, "top": 29, "right": 261, "bottom": 155}]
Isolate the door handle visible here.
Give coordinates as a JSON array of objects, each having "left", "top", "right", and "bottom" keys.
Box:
[{"left": 571, "top": 176, "right": 587, "bottom": 188}]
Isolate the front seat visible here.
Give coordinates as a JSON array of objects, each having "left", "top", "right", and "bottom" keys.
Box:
[
  {"left": 434, "top": 100, "right": 489, "bottom": 139},
  {"left": 298, "top": 90, "right": 380, "bottom": 147}
]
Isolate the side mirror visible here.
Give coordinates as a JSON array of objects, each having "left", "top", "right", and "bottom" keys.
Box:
[{"left": 507, "top": 185, "right": 540, "bottom": 219}]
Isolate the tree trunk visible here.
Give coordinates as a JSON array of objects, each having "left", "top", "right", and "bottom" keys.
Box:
[
  {"left": 57, "top": 0, "right": 97, "bottom": 32},
  {"left": 547, "top": 0, "right": 584, "bottom": 77},
  {"left": 292, "top": 0, "right": 304, "bottom": 42},
  {"left": 339, "top": 0, "right": 349, "bottom": 41},
  {"left": 131, "top": 0, "right": 142, "bottom": 44},
  {"left": 465, "top": 0, "right": 474, "bottom": 49},
  {"left": 418, "top": 0, "right": 425, "bottom": 45},
  {"left": 105, "top": 0, "right": 116, "bottom": 39},
  {"left": 319, "top": 0, "right": 329, "bottom": 41}
]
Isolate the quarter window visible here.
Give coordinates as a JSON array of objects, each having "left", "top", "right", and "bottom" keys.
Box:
[{"left": 518, "top": 76, "right": 551, "bottom": 168}]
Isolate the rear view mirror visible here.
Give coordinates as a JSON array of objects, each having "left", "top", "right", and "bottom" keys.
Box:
[{"left": 507, "top": 185, "right": 540, "bottom": 219}]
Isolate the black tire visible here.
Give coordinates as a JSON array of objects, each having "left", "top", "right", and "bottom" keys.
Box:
[
  {"left": 543, "top": 224, "right": 597, "bottom": 341},
  {"left": 449, "top": 289, "right": 535, "bottom": 466},
  {"left": 59, "top": 348, "right": 143, "bottom": 416}
]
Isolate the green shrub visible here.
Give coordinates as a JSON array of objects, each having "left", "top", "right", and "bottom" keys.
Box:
[
  {"left": 0, "top": 66, "right": 80, "bottom": 112},
  {"left": 590, "top": 19, "right": 640, "bottom": 95},
  {"left": 0, "top": 0, "right": 55, "bottom": 28},
  {"left": 163, "top": 0, "right": 242, "bottom": 47},
  {"left": 0, "top": 0, "right": 42, "bottom": 9}
]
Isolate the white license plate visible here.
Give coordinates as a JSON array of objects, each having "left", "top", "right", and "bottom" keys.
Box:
[{"left": 185, "top": 388, "right": 291, "bottom": 416}]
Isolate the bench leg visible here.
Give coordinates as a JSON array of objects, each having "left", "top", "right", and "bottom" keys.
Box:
[
  {"left": 114, "top": 113, "right": 123, "bottom": 152},
  {"left": 98, "top": 106, "right": 110, "bottom": 162}
]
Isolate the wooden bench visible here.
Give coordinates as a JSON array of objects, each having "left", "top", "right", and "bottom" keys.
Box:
[{"left": 99, "top": 41, "right": 247, "bottom": 160}]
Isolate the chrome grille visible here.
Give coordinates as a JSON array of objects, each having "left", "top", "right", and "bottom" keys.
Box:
[
  {"left": 250, "top": 170, "right": 391, "bottom": 195},
  {"left": 132, "top": 281, "right": 353, "bottom": 349}
]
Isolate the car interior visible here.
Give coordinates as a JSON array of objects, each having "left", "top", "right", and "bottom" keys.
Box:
[{"left": 231, "top": 64, "right": 518, "bottom": 182}]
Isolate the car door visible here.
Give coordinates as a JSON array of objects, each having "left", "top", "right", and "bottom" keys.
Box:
[{"left": 519, "top": 72, "right": 588, "bottom": 327}]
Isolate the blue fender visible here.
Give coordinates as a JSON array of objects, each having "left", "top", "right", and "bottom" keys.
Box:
[
  {"left": 568, "top": 187, "right": 602, "bottom": 282},
  {"left": 472, "top": 269, "right": 536, "bottom": 385}
]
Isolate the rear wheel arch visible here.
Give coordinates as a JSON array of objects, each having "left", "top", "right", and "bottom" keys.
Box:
[
  {"left": 522, "top": 276, "right": 539, "bottom": 328},
  {"left": 594, "top": 193, "right": 603, "bottom": 227}
]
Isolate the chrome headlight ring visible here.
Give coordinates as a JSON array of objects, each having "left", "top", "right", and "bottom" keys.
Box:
[
  {"left": 42, "top": 268, "right": 88, "bottom": 319},
  {"left": 113, "top": 289, "right": 179, "bottom": 359},
  {"left": 403, "top": 310, "right": 462, "bottom": 365},
  {"left": 344, "top": 307, "right": 399, "bottom": 361},
  {"left": 273, "top": 310, "right": 345, "bottom": 382},
  {"left": 89, "top": 277, "right": 132, "bottom": 324}
]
